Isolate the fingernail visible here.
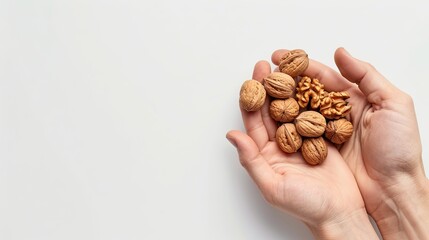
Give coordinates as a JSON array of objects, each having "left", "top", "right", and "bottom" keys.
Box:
[{"left": 226, "top": 136, "right": 237, "bottom": 148}]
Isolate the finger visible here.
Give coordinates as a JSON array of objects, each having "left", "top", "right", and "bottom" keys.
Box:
[
  {"left": 226, "top": 130, "right": 275, "bottom": 193},
  {"left": 271, "top": 49, "right": 354, "bottom": 92},
  {"left": 241, "top": 60, "right": 272, "bottom": 149},
  {"left": 260, "top": 95, "right": 277, "bottom": 141},
  {"left": 255, "top": 60, "right": 277, "bottom": 141},
  {"left": 334, "top": 47, "right": 396, "bottom": 100}
]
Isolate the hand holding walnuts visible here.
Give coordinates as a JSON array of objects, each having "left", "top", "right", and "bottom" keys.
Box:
[
  {"left": 230, "top": 49, "right": 429, "bottom": 239},
  {"left": 238, "top": 49, "right": 354, "bottom": 166}
]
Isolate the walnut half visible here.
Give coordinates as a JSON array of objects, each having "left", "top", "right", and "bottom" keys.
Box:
[
  {"left": 295, "top": 77, "right": 326, "bottom": 109},
  {"left": 320, "top": 92, "right": 352, "bottom": 119}
]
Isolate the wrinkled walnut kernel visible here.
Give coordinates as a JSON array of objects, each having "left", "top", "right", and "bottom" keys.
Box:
[
  {"left": 320, "top": 92, "right": 352, "bottom": 119},
  {"left": 296, "top": 77, "right": 326, "bottom": 109}
]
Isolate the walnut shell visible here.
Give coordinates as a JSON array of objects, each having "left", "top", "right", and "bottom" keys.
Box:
[
  {"left": 301, "top": 137, "right": 328, "bottom": 165},
  {"left": 269, "top": 98, "right": 299, "bottom": 122},
  {"left": 276, "top": 123, "right": 302, "bottom": 153},
  {"left": 279, "top": 49, "right": 309, "bottom": 78},
  {"left": 263, "top": 72, "right": 295, "bottom": 99},
  {"left": 239, "top": 80, "right": 266, "bottom": 112},
  {"left": 295, "top": 111, "right": 326, "bottom": 137},
  {"left": 325, "top": 118, "right": 354, "bottom": 144}
]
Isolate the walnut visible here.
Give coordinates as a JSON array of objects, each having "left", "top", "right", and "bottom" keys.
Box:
[
  {"left": 294, "top": 111, "right": 326, "bottom": 137},
  {"left": 301, "top": 137, "right": 328, "bottom": 165},
  {"left": 279, "top": 49, "right": 309, "bottom": 77},
  {"left": 295, "top": 76, "right": 327, "bottom": 109},
  {"left": 325, "top": 118, "right": 354, "bottom": 144},
  {"left": 320, "top": 91, "right": 352, "bottom": 119},
  {"left": 269, "top": 98, "right": 299, "bottom": 122},
  {"left": 239, "top": 80, "right": 266, "bottom": 112},
  {"left": 276, "top": 123, "right": 302, "bottom": 153},
  {"left": 263, "top": 72, "right": 295, "bottom": 99}
]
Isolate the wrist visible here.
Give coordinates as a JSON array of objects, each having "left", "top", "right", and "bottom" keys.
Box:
[
  {"left": 371, "top": 176, "right": 429, "bottom": 239},
  {"left": 307, "top": 208, "right": 379, "bottom": 240}
]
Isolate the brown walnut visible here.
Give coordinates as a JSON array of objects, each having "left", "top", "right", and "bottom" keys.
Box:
[
  {"left": 276, "top": 123, "right": 302, "bottom": 153},
  {"left": 294, "top": 111, "right": 326, "bottom": 137},
  {"left": 263, "top": 72, "right": 296, "bottom": 99},
  {"left": 239, "top": 80, "right": 266, "bottom": 112},
  {"left": 320, "top": 91, "right": 352, "bottom": 119},
  {"left": 270, "top": 98, "right": 299, "bottom": 122},
  {"left": 325, "top": 118, "right": 354, "bottom": 144},
  {"left": 301, "top": 137, "right": 328, "bottom": 165},
  {"left": 295, "top": 77, "right": 326, "bottom": 109},
  {"left": 279, "top": 49, "right": 309, "bottom": 78}
]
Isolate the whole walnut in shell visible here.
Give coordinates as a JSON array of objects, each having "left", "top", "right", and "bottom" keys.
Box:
[
  {"left": 263, "top": 72, "right": 295, "bottom": 99},
  {"left": 239, "top": 80, "right": 266, "bottom": 112},
  {"left": 269, "top": 98, "right": 299, "bottom": 122},
  {"left": 325, "top": 118, "right": 354, "bottom": 144},
  {"left": 301, "top": 137, "right": 328, "bottom": 165},
  {"left": 276, "top": 123, "right": 302, "bottom": 153},
  {"left": 279, "top": 49, "right": 309, "bottom": 78},
  {"left": 295, "top": 111, "right": 326, "bottom": 137}
]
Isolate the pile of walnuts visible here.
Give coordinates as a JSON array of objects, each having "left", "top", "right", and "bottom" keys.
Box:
[{"left": 239, "top": 49, "right": 354, "bottom": 165}]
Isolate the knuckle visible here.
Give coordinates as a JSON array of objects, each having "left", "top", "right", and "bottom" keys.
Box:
[{"left": 364, "top": 62, "right": 377, "bottom": 72}]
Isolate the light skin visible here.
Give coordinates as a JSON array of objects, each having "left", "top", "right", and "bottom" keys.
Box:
[{"left": 227, "top": 47, "right": 429, "bottom": 239}]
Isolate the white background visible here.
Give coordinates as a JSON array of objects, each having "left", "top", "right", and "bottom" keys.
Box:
[{"left": 1, "top": 0, "right": 428, "bottom": 239}]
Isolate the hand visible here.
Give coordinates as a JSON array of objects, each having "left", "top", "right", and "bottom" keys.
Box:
[
  {"left": 227, "top": 61, "right": 378, "bottom": 239},
  {"left": 271, "top": 48, "right": 429, "bottom": 239}
]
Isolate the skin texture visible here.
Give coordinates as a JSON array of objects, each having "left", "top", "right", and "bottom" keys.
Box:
[
  {"left": 226, "top": 56, "right": 378, "bottom": 239},
  {"left": 227, "top": 48, "right": 429, "bottom": 239}
]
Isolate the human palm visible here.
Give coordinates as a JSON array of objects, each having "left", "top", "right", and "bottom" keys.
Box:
[
  {"left": 227, "top": 60, "right": 367, "bottom": 227},
  {"left": 257, "top": 140, "right": 366, "bottom": 225},
  {"left": 333, "top": 49, "right": 424, "bottom": 216}
]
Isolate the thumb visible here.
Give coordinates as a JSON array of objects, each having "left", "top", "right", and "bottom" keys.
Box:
[
  {"left": 226, "top": 130, "right": 260, "bottom": 162},
  {"left": 334, "top": 47, "right": 396, "bottom": 101},
  {"left": 226, "top": 130, "right": 274, "bottom": 192}
]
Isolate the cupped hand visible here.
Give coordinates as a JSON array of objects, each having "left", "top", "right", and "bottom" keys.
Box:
[
  {"left": 270, "top": 48, "right": 429, "bottom": 238},
  {"left": 226, "top": 61, "right": 372, "bottom": 233}
]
